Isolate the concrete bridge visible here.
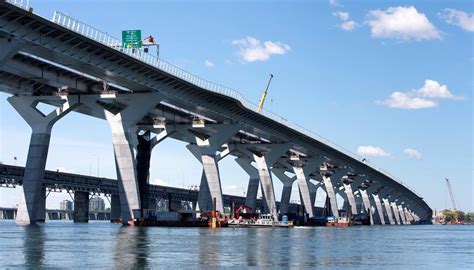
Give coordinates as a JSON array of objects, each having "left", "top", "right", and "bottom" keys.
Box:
[{"left": 0, "top": 0, "right": 431, "bottom": 226}]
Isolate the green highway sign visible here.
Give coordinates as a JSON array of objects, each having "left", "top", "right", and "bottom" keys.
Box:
[{"left": 122, "top": 30, "right": 142, "bottom": 48}]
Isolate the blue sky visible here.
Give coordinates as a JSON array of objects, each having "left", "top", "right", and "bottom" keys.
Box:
[{"left": 0, "top": 0, "right": 472, "bottom": 212}]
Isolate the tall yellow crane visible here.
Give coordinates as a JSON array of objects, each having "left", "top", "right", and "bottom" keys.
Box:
[{"left": 257, "top": 74, "right": 274, "bottom": 113}]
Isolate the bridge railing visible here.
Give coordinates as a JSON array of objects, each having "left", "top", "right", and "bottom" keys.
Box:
[
  {"left": 46, "top": 11, "right": 422, "bottom": 198},
  {"left": 5, "top": 0, "right": 29, "bottom": 9}
]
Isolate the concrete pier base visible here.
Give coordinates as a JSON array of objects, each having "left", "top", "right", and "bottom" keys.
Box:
[
  {"left": 110, "top": 194, "right": 121, "bottom": 223},
  {"left": 74, "top": 191, "right": 89, "bottom": 223}
]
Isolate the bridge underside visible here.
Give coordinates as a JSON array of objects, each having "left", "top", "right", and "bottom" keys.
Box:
[{"left": 0, "top": 1, "right": 431, "bottom": 225}]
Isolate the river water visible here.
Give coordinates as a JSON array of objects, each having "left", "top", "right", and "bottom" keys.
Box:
[{"left": 0, "top": 221, "right": 472, "bottom": 269}]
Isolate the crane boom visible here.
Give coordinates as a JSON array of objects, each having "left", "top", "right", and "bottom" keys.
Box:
[
  {"left": 445, "top": 178, "right": 458, "bottom": 210},
  {"left": 257, "top": 74, "right": 273, "bottom": 113}
]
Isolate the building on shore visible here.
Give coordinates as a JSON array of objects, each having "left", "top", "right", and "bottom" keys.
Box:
[
  {"left": 59, "top": 200, "right": 73, "bottom": 211},
  {"left": 89, "top": 197, "right": 105, "bottom": 211}
]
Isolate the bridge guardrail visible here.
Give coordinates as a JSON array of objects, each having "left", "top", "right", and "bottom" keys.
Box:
[
  {"left": 3, "top": 2, "right": 422, "bottom": 199},
  {"left": 5, "top": 0, "right": 29, "bottom": 9}
]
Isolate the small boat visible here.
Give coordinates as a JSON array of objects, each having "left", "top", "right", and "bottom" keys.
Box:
[
  {"left": 246, "top": 214, "right": 293, "bottom": 228},
  {"left": 326, "top": 216, "right": 351, "bottom": 228}
]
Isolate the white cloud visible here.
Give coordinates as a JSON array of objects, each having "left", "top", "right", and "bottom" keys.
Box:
[
  {"left": 403, "top": 148, "right": 422, "bottom": 160},
  {"left": 333, "top": 11, "right": 349, "bottom": 21},
  {"left": 417, "top": 79, "right": 462, "bottom": 100},
  {"left": 333, "top": 11, "right": 357, "bottom": 31},
  {"left": 329, "top": 0, "right": 343, "bottom": 7},
  {"left": 367, "top": 6, "right": 441, "bottom": 41},
  {"left": 377, "top": 80, "right": 463, "bottom": 109},
  {"left": 442, "top": 8, "right": 474, "bottom": 32},
  {"left": 378, "top": 91, "right": 437, "bottom": 109},
  {"left": 204, "top": 59, "right": 215, "bottom": 67},
  {"left": 357, "top": 145, "right": 390, "bottom": 157},
  {"left": 231, "top": 36, "right": 290, "bottom": 63},
  {"left": 341, "top": 21, "right": 357, "bottom": 31}
]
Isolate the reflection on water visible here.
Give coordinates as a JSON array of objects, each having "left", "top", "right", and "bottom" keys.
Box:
[
  {"left": 23, "top": 225, "right": 45, "bottom": 268},
  {"left": 0, "top": 221, "right": 472, "bottom": 268},
  {"left": 114, "top": 227, "right": 149, "bottom": 269}
]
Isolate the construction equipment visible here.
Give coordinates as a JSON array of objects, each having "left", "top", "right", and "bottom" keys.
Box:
[
  {"left": 257, "top": 74, "right": 274, "bottom": 113},
  {"left": 445, "top": 178, "right": 458, "bottom": 210}
]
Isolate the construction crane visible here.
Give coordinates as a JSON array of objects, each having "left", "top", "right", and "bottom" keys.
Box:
[
  {"left": 257, "top": 74, "right": 274, "bottom": 113},
  {"left": 445, "top": 178, "right": 458, "bottom": 210}
]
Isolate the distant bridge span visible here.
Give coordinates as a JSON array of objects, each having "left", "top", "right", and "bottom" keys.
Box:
[{"left": 0, "top": 1, "right": 431, "bottom": 225}]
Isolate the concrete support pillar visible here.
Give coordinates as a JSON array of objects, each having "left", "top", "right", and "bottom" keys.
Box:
[
  {"left": 308, "top": 181, "right": 318, "bottom": 211},
  {"left": 82, "top": 93, "right": 162, "bottom": 224},
  {"left": 390, "top": 202, "right": 401, "bottom": 225},
  {"left": 253, "top": 143, "right": 289, "bottom": 221},
  {"left": 200, "top": 154, "right": 222, "bottom": 212},
  {"left": 383, "top": 198, "right": 396, "bottom": 225},
  {"left": 405, "top": 209, "right": 413, "bottom": 224},
  {"left": 187, "top": 125, "right": 240, "bottom": 213},
  {"left": 254, "top": 154, "right": 278, "bottom": 220},
  {"left": 398, "top": 205, "right": 407, "bottom": 225},
  {"left": 136, "top": 131, "right": 152, "bottom": 210},
  {"left": 8, "top": 95, "right": 78, "bottom": 225},
  {"left": 272, "top": 168, "right": 296, "bottom": 215},
  {"left": 293, "top": 166, "right": 315, "bottom": 217},
  {"left": 170, "top": 200, "right": 182, "bottom": 211},
  {"left": 360, "top": 189, "right": 374, "bottom": 225},
  {"left": 343, "top": 184, "right": 357, "bottom": 215},
  {"left": 246, "top": 178, "right": 260, "bottom": 211},
  {"left": 322, "top": 175, "right": 339, "bottom": 218},
  {"left": 235, "top": 157, "right": 259, "bottom": 211},
  {"left": 36, "top": 187, "right": 46, "bottom": 222},
  {"left": 136, "top": 128, "right": 169, "bottom": 213},
  {"left": 74, "top": 191, "right": 89, "bottom": 223},
  {"left": 195, "top": 171, "right": 212, "bottom": 211},
  {"left": 110, "top": 194, "right": 121, "bottom": 223},
  {"left": 372, "top": 194, "right": 386, "bottom": 225}
]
